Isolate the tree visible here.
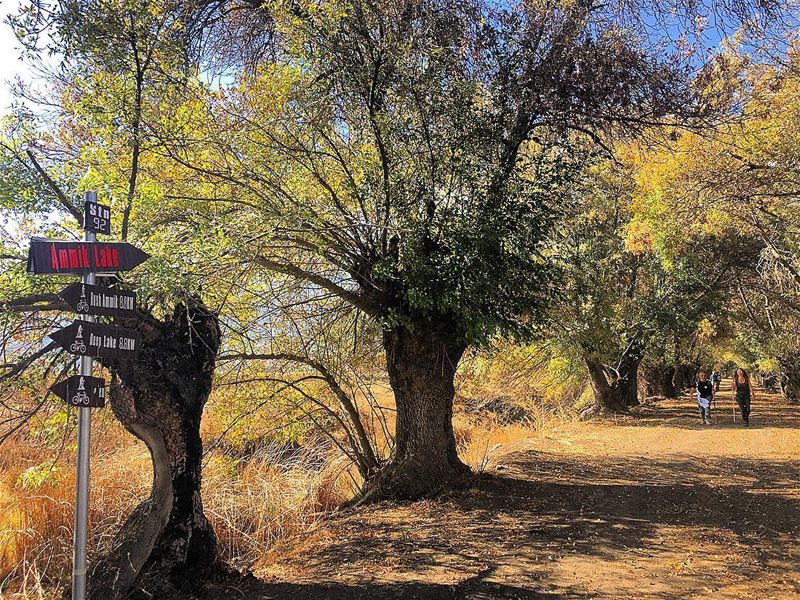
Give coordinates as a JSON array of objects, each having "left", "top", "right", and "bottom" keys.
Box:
[
  {"left": 1, "top": 1, "right": 237, "bottom": 596},
  {"left": 550, "top": 156, "right": 750, "bottom": 414},
  {"left": 152, "top": 0, "right": 765, "bottom": 498},
  {"left": 628, "top": 52, "right": 800, "bottom": 403}
]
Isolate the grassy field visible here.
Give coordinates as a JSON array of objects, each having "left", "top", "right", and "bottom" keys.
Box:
[
  {"left": 208, "top": 382, "right": 800, "bottom": 599},
  {"left": 0, "top": 381, "right": 553, "bottom": 598}
]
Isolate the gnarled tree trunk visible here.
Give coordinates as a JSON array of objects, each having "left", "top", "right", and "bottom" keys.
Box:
[
  {"left": 583, "top": 346, "right": 643, "bottom": 416},
  {"left": 672, "top": 364, "right": 698, "bottom": 393},
  {"left": 639, "top": 362, "right": 677, "bottom": 399},
  {"left": 360, "top": 322, "right": 470, "bottom": 501},
  {"left": 88, "top": 300, "right": 224, "bottom": 599},
  {"left": 779, "top": 356, "right": 800, "bottom": 405}
]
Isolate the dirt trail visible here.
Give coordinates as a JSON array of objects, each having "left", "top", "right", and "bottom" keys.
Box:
[{"left": 206, "top": 383, "right": 800, "bottom": 599}]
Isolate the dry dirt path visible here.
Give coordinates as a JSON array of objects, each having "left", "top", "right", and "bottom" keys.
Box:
[{"left": 205, "top": 382, "right": 800, "bottom": 599}]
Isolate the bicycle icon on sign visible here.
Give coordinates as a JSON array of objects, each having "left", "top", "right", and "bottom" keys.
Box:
[
  {"left": 70, "top": 340, "right": 87, "bottom": 353},
  {"left": 71, "top": 391, "right": 90, "bottom": 406},
  {"left": 76, "top": 299, "right": 90, "bottom": 312}
]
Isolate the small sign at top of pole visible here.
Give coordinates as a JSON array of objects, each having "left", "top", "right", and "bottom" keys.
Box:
[{"left": 84, "top": 198, "right": 111, "bottom": 235}]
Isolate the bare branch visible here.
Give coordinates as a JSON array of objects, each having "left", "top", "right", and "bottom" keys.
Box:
[
  {"left": 1, "top": 293, "right": 68, "bottom": 313},
  {"left": 253, "top": 257, "right": 375, "bottom": 315},
  {"left": 220, "top": 351, "right": 379, "bottom": 473},
  {"left": 0, "top": 341, "right": 59, "bottom": 384},
  {"left": 25, "top": 149, "right": 83, "bottom": 225}
]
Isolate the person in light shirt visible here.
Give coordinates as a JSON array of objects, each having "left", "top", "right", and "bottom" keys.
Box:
[
  {"left": 710, "top": 370, "right": 721, "bottom": 392},
  {"left": 696, "top": 370, "right": 715, "bottom": 425}
]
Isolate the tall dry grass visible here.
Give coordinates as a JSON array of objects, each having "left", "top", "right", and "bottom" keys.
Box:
[
  {"left": 0, "top": 349, "right": 575, "bottom": 599},
  {"left": 0, "top": 436, "right": 152, "bottom": 599},
  {"left": 203, "top": 440, "right": 355, "bottom": 569},
  {"left": 0, "top": 431, "right": 357, "bottom": 599}
]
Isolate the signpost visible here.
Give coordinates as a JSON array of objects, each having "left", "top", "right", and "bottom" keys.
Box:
[
  {"left": 27, "top": 238, "right": 149, "bottom": 275},
  {"left": 49, "top": 321, "right": 140, "bottom": 359},
  {"left": 25, "top": 191, "right": 148, "bottom": 600},
  {"left": 58, "top": 283, "right": 137, "bottom": 317},
  {"left": 50, "top": 375, "right": 106, "bottom": 408},
  {"left": 72, "top": 192, "right": 96, "bottom": 600}
]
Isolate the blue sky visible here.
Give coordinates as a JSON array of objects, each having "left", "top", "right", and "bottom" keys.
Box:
[{"left": 0, "top": 0, "right": 26, "bottom": 114}]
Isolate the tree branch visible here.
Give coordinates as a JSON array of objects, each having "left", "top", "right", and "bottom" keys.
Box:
[
  {"left": 0, "top": 341, "right": 59, "bottom": 384},
  {"left": 25, "top": 149, "right": 83, "bottom": 225},
  {"left": 220, "top": 351, "right": 379, "bottom": 473},
  {"left": 1, "top": 293, "right": 68, "bottom": 313},
  {"left": 253, "top": 257, "right": 375, "bottom": 314}
]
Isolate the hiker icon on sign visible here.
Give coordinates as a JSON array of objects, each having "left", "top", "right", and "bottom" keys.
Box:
[
  {"left": 76, "top": 285, "right": 89, "bottom": 313},
  {"left": 70, "top": 325, "right": 87, "bottom": 354},
  {"left": 71, "top": 376, "right": 90, "bottom": 405}
]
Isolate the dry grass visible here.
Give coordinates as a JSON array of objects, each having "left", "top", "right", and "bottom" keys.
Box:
[
  {"left": 0, "top": 436, "right": 151, "bottom": 599},
  {"left": 0, "top": 366, "right": 563, "bottom": 599},
  {"left": 0, "top": 431, "right": 360, "bottom": 599},
  {"left": 456, "top": 397, "right": 581, "bottom": 474},
  {"left": 203, "top": 441, "right": 356, "bottom": 569}
]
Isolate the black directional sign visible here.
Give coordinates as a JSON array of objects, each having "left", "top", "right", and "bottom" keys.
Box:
[
  {"left": 27, "top": 238, "right": 149, "bottom": 275},
  {"left": 49, "top": 321, "right": 140, "bottom": 359},
  {"left": 58, "top": 283, "right": 136, "bottom": 318},
  {"left": 84, "top": 200, "right": 111, "bottom": 235},
  {"left": 50, "top": 375, "right": 106, "bottom": 408}
]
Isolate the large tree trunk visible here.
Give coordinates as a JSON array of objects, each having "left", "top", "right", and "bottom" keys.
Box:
[
  {"left": 640, "top": 362, "right": 677, "bottom": 399},
  {"left": 779, "top": 357, "right": 800, "bottom": 405},
  {"left": 88, "top": 300, "right": 224, "bottom": 599},
  {"left": 583, "top": 347, "right": 643, "bottom": 415},
  {"left": 360, "top": 322, "right": 470, "bottom": 502},
  {"left": 672, "top": 363, "right": 697, "bottom": 393}
]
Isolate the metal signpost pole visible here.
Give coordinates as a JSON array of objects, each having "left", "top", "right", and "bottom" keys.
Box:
[
  {"left": 28, "top": 188, "right": 145, "bottom": 597},
  {"left": 72, "top": 191, "right": 96, "bottom": 600}
]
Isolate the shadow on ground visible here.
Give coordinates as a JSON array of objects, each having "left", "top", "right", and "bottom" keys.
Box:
[
  {"left": 198, "top": 392, "right": 800, "bottom": 600},
  {"left": 222, "top": 576, "right": 561, "bottom": 599}
]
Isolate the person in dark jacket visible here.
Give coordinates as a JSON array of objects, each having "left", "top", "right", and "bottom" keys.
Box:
[
  {"left": 696, "top": 370, "right": 715, "bottom": 425},
  {"left": 710, "top": 370, "right": 721, "bottom": 392},
  {"left": 732, "top": 368, "right": 755, "bottom": 426}
]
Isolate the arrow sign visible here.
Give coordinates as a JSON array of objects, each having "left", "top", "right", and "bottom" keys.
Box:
[
  {"left": 50, "top": 375, "right": 106, "bottom": 408},
  {"left": 84, "top": 200, "right": 111, "bottom": 235},
  {"left": 49, "top": 321, "right": 140, "bottom": 360},
  {"left": 27, "top": 238, "right": 149, "bottom": 275},
  {"left": 58, "top": 283, "right": 136, "bottom": 318}
]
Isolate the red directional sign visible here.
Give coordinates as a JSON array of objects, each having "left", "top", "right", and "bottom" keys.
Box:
[
  {"left": 50, "top": 375, "right": 106, "bottom": 408},
  {"left": 58, "top": 283, "right": 136, "bottom": 318},
  {"left": 48, "top": 321, "right": 140, "bottom": 360},
  {"left": 27, "top": 238, "right": 149, "bottom": 275}
]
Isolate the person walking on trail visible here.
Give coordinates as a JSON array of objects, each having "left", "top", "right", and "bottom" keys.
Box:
[
  {"left": 710, "top": 370, "right": 721, "bottom": 393},
  {"left": 696, "top": 370, "right": 715, "bottom": 425},
  {"left": 732, "top": 368, "right": 754, "bottom": 427}
]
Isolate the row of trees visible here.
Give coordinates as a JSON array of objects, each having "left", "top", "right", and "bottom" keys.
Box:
[
  {"left": 624, "top": 51, "right": 800, "bottom": 404},
  {"left": 1, "top": 0, "right": 798, "bottom": 597}
]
